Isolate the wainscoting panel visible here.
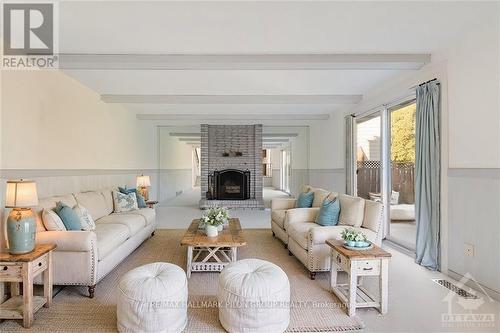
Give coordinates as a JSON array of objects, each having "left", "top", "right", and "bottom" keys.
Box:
[
  {"left": 158, "top": 169, "right": 193, "bottom": 202},
  {"left": 447, "top": 168, "right": 500, "bottom": 296}
]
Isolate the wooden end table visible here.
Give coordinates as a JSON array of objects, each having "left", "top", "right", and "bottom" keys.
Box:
[
  {"left": 0, "top": 244, "right": 56, "bottom": 328},
  {"left": 146, "top": 200, "right": 158, "bottom": 209},
  {"left": 326, "top": 239, "right": 391, "bottom": 317},
  {"left": 180, "top": 218, "right": 246, "bottom": 278}
]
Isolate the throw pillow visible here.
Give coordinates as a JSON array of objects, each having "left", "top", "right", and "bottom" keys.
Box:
[
  {"left": 73, "top": 204, "right": 96, "bottom": 231},
  {"left": 42, "top": 209, "right": 67, "bottom": 231},
  {"left": 118, "top": 187, "right": 147, "bottom": 208},
  {"left": 296, "top": 191, "right": 314, "bottom": 208},
  {"left": 315, "top": 197, "right": 340, "bottom": 226},
  {"left": 338, "top": 194, "right": 365, "bottom": 227},
  {"left": 55, "top": 201, "right": 82, "bottom": 231},
  {"left": 113, "top": 191, "right": 138, "bottom": 213}
]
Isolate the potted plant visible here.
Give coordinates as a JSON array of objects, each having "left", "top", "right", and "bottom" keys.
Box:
[
  {"left": 201, "top": 206, "right": 229, "bottom": 237},
  {"left": 341, "top": 228, "right": 369, "bottom": 247}
]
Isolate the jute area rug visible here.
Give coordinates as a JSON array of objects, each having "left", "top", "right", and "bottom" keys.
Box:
[{"left": 0, "top": 229, "right": 364, "bottom": 332}]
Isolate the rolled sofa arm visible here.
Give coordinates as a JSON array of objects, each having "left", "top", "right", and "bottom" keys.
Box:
[
  {"left": 271, "top": 198, "right": 296, "bottom": 210},
  {"left": 36, "top": 230, "right": 97, "bottom": 252}
]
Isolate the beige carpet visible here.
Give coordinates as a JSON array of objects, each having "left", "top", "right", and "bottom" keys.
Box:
[{"left": 0, "top": 230, "right": 364, "bottom": 332}]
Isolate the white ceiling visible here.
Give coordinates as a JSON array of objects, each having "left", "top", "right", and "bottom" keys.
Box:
[{"left": 58, "top": 1, "right": 490, "bottom": 116}]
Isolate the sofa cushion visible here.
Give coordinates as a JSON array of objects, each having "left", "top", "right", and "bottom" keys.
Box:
[
  {"left": 42, "top": 209, "right": 66, "bottom": 231},
  {"left": 296, "top": 191, "right": 314, "bottom": 208},
  {"left": 35, "top": 194, "right": 78, "bottom": 232},
  {"left": 113, "top": 191, "right": 139, "bottom": 213},
  {"left": 96, "top": 213, "right": 145, "bottom": 236},
  {"left": 74, "top": 190, "right": 113, "bottom": 220},
  {"left": 271, "top": 209, "right": 286, "bottom": 229},
  {"left": 287, "top": 222, "right": 314, "bottom": 250},
  {"left": 390, "top": 204, "right": 415, "bottom": 221},
  {"left": 315, "top": 197, "right": 340, "bottom": 226},
  {"left": 312, "top": 188, "right": 331, "bottom": 208},
  {"left": 55, "top": 202, "right": 82, "bottom": 231},
  {"left": 339, "top": 194, "right": 365, "bottom": 227},
  {"left": 363, "top": 200, "right": 383, "bottom": 232},
  {"left": 120, "top": 208, "right": 156, "bottom": 226},
  {"left": 94, "top": 223, "right": 130, "bottom": 260}
]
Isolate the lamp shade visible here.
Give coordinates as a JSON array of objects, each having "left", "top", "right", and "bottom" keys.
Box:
[
  {"left": 137, "top": 175, "right": 151, "bottom": 187},
  {"left": 5, "top": 180, "right": 39, "bottom": 208}
]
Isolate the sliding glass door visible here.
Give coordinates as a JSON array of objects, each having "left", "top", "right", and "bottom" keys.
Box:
[{"left": 351, "top": 98, "right": 416, "bottom": 251}]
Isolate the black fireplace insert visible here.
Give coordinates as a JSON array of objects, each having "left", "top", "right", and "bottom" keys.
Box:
[{"left": 211, "top": 169, "right": 250, "bottom": 200}]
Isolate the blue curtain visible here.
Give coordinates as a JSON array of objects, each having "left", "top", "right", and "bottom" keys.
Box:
[{"left": 415, "top": 81, "right": 441, "bottom": 270}]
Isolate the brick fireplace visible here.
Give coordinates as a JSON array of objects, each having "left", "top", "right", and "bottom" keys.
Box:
[{"left": 200, "top": 124, "right": 264, "bottom": 209}]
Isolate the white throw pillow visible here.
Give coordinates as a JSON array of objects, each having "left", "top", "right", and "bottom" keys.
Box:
[
  {"left": 73, "top": 204, "right": 96, "bottom": 231},
  {"left": 42, "top": 209, "right": 67, "bottom": 231},
  {"left": 338, "top": 194, "right": 366, "bottom": 227},
  {"left": 113, "top": 191, "right": 138, "bottom": 213}
]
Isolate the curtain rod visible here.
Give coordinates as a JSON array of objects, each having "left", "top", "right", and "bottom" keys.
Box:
[{"left": 409, "top": 78, "right": 441, "bottom": 90}]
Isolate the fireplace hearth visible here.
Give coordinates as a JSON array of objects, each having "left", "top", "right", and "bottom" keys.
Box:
[{"left": 209, "top": 169, "right": 250, "bottom": 200}]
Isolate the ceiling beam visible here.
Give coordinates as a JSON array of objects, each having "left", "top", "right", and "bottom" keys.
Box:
[
  {"left": 59, "top": 53, "right": 430, "bottom": 70},
  {"left": 102, "top": 94, "right": 361, "bottom": 105},
  {"left": 137, "top": 114, "right": 329, "bottom": 121}
]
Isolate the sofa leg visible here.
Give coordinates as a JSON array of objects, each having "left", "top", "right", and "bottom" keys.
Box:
[
  {"left": 309, "top": 272, "right": 316, "bottom": 280},
  {"left": 272, "top": 231, "right": 275, "bottom": 238},
  {"left": 284, "top": 243, "right": 288, "bottom": 249},
  {"left": 88, "top": 285, "right": 96, "bottom": 298},
  {"left": 151, "top": 231, "right": 155, "bottom": 237},
  {"left": 288, "top": 250, "right": 292, "bottom": 256}
]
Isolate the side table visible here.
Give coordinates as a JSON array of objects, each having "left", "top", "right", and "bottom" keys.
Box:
[
  {"left": 0, "top": 244, "right": 56, "bottom": 328},
  {"left": 326, "top": 239, "right": 391, "bottom": 317}
]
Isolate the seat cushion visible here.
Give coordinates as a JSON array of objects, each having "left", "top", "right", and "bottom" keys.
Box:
[
  {"left": 74, "top": 190, "right": 113, "bottom": 220},
  {"left": 390, "top": 204, "right": 415, "bottom": 221},
  {"left": 271, "top": 209, "right": 286, "bottom": 229},
  {"left": 287, "top": 222, "right": 314, "bottom": 250},
  {"left": 96, "top": 213, "right": 146, "bottom": 236},
  {"left": 94, "top": 223, "right": 130, "bottom": 259},
  {"left": 118, "top": 208, "right": 155, "bottom": 226}
]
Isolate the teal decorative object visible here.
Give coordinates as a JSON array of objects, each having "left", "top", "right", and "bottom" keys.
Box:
[
  {"left": 55, "top": 201, "right": 81, "bottom": 230},
  {"left": 7, "top": 209, "right": 36, "bottom": 254},
  {"left": 5, "top": 180, "right": 39, "bottom": 254},
  {"left": 296, "top": 191, "right": 314, "bottom": 208},
  {"left": 315, "top": 197, "right": 340, "bottom": 226}
]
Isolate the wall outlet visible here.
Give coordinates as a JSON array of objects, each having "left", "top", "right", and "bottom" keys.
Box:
[{"left": 464, "top": 243, "right": 475, "bottom": 257}]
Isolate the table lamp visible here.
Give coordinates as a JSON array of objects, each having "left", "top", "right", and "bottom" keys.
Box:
[
  {"left": 5, "top": 180, "right": 39, "bottom": 254},
  {"left": 136, "top": 174, "right": 151, "bottom": 201}
]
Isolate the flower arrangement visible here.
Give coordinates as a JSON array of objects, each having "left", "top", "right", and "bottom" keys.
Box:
[
  {"left": 340, "top": 228, "right": 369, "bottom": 247},
  {"left": 201, "top": 206, "right": 229, "bottom": 227}
]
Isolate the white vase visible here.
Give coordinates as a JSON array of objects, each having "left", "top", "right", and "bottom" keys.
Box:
[
  {"left": 217, "top": 224, "right": 223, "bottom": 232},
  {"left": 206, "top": 225, "right": 218, "bottom": 237}
]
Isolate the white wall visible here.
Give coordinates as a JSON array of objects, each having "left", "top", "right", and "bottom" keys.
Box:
[
  {"left": 157, "top": 126, "right": 196, "bottom": 201},
  {"left": 343, "top": 2, "right": 500, "bottom": 296}
]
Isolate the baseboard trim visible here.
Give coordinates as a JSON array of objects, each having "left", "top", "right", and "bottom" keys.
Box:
[{"left": 447, "top": 269, "right": 500, "bottom": 301}]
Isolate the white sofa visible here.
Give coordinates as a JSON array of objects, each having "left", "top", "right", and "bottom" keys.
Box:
[
  {"left": 271, "top": 186, "right": 383, "bottom": 279},
  {"left": 33, "top": 188, "right": 156, "bottom": 298}
]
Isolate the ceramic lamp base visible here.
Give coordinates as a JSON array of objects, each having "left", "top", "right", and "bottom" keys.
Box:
[
  {"left": 138, "top": 187, "right": 149, "bottom": 201},
  {"left": 7, "top": 208, "right": 36, "bottom": 254}
]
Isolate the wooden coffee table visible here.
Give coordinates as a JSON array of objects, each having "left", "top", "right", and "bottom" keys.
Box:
[
  {"left": 181, "top": 218, "right": 246, "bottom": 278},
  {"left": 326, "top": 239, "right": 391, "bottom": 316}
]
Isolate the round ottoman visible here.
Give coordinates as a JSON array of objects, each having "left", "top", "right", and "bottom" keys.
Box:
[
  {"left": 218, "top": 259, "right": 290, "bottom": 333},
  {"left": 117, "top": 262, "right": 187, "bottom": 333}
]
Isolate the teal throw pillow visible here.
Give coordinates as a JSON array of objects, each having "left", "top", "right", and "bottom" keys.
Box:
[
  {"left": 315, "top": 197, "right": 340, "bottom": 226},
  {"left": 296, "top": 191, "right": 314, "bottom": 208},
  {"left": 55, "top": 201, "right": 82, "bottom": 230},
  {"left": 118, "top": 187, "right": 147, "bottom": 208}
]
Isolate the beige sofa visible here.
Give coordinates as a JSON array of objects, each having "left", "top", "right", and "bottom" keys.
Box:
[
  {"left": 33, "top": 188, "right": 156, "bottom": 297},
  {"left": 271, "top": 186, "right": 383, "bottom": 279}
]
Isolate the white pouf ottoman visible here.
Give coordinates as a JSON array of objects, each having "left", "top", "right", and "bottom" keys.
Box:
[
  {"left": 117, "top": 262, "right": 188, "bottom": 333},
  {"left": 218, "top": 259, "right": 290, "bottom": 333}
]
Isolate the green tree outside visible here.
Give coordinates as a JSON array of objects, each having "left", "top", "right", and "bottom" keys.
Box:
[{"left": 391, "top": 103, "right": 416, "bottom": 163}]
